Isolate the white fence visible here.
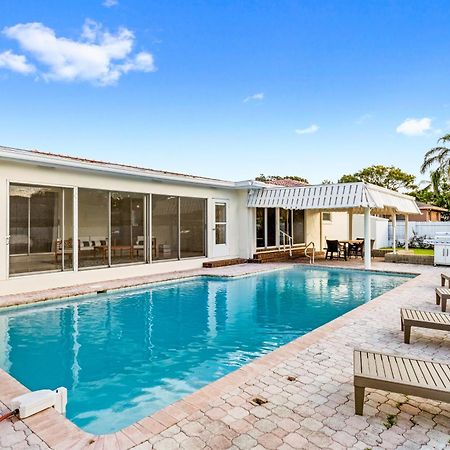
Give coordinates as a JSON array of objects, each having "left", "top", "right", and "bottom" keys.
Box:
[{"left": 388, "top": 221, "right": 450, "bottom": 246}]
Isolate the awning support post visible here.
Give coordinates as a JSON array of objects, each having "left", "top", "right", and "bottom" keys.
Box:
[
  {"left": 348, "top": 210, "right": 353, "bottom": 240},
  {"left": 364, "top": 207, "right": 371, "bottom": 270},
  {"left": 404, "top": 215, "right": 409, "bottom": 250},
  {"left": 392, "top": 214, "right": 397, "bottom": 254}
]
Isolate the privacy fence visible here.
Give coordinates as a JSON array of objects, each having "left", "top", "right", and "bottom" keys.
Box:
[{"left": 388, "top": 221, "right": 450, "bottom": 246}]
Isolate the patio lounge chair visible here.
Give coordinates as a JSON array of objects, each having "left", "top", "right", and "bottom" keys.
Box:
[
  {"left": 324, "top": 239, "right": 346, "bottom": 260},
  {"left": 436, "top": 287, "right": 450, "bottom": 312},
  {"left": 441, "top": 273, "right": 450, "bottom": 287},
  {"left": 400, "top": 308, "right": 450, "bottom": 344},
  {"left": 353, "top": 349, "right": 450, "bottom": 415}
]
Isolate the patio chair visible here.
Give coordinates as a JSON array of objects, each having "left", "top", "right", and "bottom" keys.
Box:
[
  {"left": 133, "top": 235, "right": 145, "bottom": 256},
  {"left": 400, "top": 308, "right": 450, "bottom": 343},
  {"left": 356, "top": 238, "right": 375, "bottom": 258},
  {"left": 324, "top": 240, "right": 346, "bottom": 260},
  {"left": 353, "top": 349, "right": 450, "bottom": 415},
  {"left": 348, "top": 241, "right": 364, "bottom": 258}
]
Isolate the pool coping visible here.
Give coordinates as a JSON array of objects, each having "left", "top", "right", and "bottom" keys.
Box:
[{"left": 0, "top": 263, "right": 426, "bottom": 449}]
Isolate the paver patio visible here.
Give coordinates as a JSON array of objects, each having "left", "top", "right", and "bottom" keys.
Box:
[{"left": 0, "top": 261, "right": 449, "bottom": 449}]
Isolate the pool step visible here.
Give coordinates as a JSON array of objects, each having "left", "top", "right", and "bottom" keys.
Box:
[
  {"left": 250, "top": 247, "right": 318, "bottom": 263},
  {"left": 203, "top": 258, "right": 248, "bottom": 268}
]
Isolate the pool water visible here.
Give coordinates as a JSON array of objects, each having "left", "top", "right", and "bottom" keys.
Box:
[{"left": 0, "top": 267, "right": 412, "bottom": 434}]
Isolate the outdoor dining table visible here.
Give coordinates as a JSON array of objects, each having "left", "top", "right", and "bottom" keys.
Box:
[{"left": 339, "top": 239, "right": 364, "bottom": 259}]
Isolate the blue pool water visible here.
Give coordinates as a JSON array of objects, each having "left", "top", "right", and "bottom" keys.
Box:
[{"left": 0, "top": 267, "right": 412, "bottom": 434}]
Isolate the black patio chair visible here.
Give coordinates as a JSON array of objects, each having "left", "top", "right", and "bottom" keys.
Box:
[
  {"left": 348, "top": 240, "right": 364, "bottom": 258},
  {"left": 324, "top": 239, "right": 346, "bottom": 260},
  {"left": 355, "top": 238, "right": 376, "bottom": 258}
]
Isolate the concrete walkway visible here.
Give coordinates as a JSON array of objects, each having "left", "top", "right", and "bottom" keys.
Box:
[{"left": 0, "top": 262, "right": 449, "bottom": 449}]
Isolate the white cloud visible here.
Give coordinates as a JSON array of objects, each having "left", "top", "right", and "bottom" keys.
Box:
[
  {"left": 244, "top": 92, "right": 264, "bottom": 103},
  {"left": 355, "top": 113, "right": 373, "bottom": 125},
  {"left": 1, "top": 20, "right": 155, "bottom": 85},
  {"left": 103, "top": 0, "right": 118, "bottom": 7},
  {"left": 396, "top": 117, "right": 432, "bottom": 136},
  {"left": 295, "top": 124, "right": 319, "bottom": 135},
  {"left": 0, "top": 50, "right": 35, "bottom": 74}
]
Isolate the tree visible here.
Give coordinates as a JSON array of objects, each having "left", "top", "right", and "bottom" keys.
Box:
[
  {"left": 338, "top": 165, "right": 416, "bottom": 191},
  {"left": 412, "top": 133, "right": 450, "bottom": 220},
  {"left": 410, "top": 170, "right": 450, "bottom": 220},
  {"left": 256, "top": 174, "right": 309, "bottom": 184},
  {"left": 420, "top": 133, "right": 450, "bottom": 178}
]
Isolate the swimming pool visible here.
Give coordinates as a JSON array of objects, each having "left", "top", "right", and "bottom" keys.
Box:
[{"left": 0, "top": 267, "right": 412, "bottom": 434}]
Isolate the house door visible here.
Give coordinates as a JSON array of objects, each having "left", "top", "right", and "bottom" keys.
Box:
[{"left": 213, "top": 201, "right": 228, "bottom": 257}]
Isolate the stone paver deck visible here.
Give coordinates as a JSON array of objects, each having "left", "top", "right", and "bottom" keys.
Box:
[{"left": 1, "top": 261, "right": 449, "bottom": 449}]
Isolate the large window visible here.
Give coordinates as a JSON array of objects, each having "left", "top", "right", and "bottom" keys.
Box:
[{"left": 9, "top": 184, "right": 73, "bottom": 275}]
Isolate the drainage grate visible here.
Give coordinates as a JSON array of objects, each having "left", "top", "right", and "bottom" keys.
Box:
[{"left": 250, "top": 397, "right": 268, "bottom": 406}]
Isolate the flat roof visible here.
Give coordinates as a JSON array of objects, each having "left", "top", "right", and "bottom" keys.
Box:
[{"left": 0, "top": 145, "right": 264, "bottom": 189}]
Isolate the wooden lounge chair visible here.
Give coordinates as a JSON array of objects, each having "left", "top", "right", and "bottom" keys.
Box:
[
  {"left": 353, "top": 349, "right": 450, "bottom": 415},
  {"left": 435, "top": 287, "right": 450, "bottom": 312},
  {"left": 441, "top": 273, "right": 450, "bottom": 287},
  {"left": 400, "top": 308, "right": 450, "bottom": 344}
]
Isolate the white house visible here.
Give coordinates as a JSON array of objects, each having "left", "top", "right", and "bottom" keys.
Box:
[{"left": 0, "top": 145, "right": 420, "bottom": 296}]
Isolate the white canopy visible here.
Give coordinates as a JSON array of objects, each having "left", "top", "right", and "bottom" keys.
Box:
[{"left": 247, "top": 182, "right": 420, "bottom": 215}]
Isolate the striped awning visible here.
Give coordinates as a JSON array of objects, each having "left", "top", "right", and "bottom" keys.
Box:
[{"left": 247, "top": 182, "right": 420, "bottom": 215}]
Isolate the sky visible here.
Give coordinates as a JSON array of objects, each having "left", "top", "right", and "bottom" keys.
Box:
[{"left": 0, "top": 0, "right": 449, "bottom": 184}]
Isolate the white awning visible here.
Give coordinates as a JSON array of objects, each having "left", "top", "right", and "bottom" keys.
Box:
[{"left": 247, "top": 182, "right": 420, "bottom": 215}]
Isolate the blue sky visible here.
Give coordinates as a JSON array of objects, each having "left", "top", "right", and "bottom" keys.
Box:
[{"left": 0, "top": 1, "right": 449, "bottom": 183}]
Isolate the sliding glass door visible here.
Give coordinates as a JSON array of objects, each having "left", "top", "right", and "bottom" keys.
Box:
[
  {"left": 9, "top": 184, "right": 73, "bottom": 275},
  {"left": 152, "top": 195, "right": 179, "bottom": 260},
  {"left": 111, "top": 192, "right": 145, "bottom": 265},
  {"left": 78, "top": 189, "right": 109, "bottom": 268},
  {"left": 9, "top": 186, "right": 208, "bottom": 276},
  {"left": 255, "top": 207, "right": 277, "bottom": 249},
  {"left": 256, "top": 208, "right": 304, "bottom": 249},
  {"left": 180, "top": 197, "right": 206, "bottom": 258},
  {"left": 152, "top": 194, "right": 207, "bottom": 261}
]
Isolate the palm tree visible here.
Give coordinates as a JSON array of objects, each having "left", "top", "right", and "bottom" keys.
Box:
[{"left": 420, "top": 133, "right": 450, "bottom": 178}]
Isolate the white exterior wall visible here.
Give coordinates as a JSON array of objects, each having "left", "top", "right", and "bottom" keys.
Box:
[
  {"left": 322, "top": 212, "right": 389, "bottom": 249},
  {"left": 0, "top": 160, "right": 252, "bottom": 295},
  {"left": 305, "top": 211, "right": 321, "bottom": 247},
  {"left": 322, "top": 212, "right": 349, "bottom": 241}
]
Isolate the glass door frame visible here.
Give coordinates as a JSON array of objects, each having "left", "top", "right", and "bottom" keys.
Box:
[
  {"left": 255, "top": 207, "right": 306, "bottom": 251},
  {"left": 212, "top": 200, "right": 229, "bottom": 257},
  {"left": 6, "top": 179, "right": 76, "bottom": 278}
]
